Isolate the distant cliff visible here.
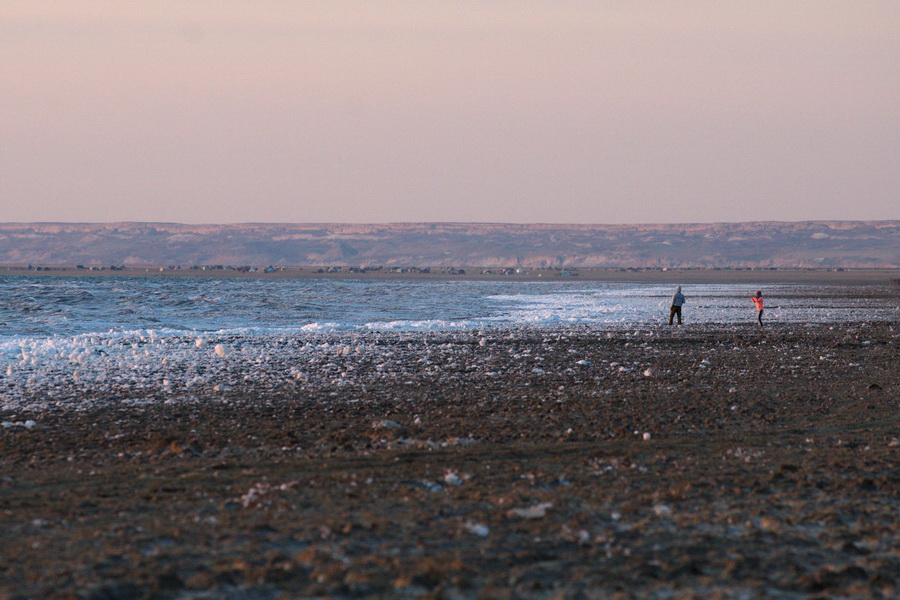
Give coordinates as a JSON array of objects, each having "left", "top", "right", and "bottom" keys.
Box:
[{"left": 0, "top": 221, "right": 897, "bottom": 268}]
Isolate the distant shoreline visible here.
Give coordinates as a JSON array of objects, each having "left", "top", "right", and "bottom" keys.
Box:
[
  {"left": 1, "top": 222, "right": 897, "bottom": 273},
  {"left": 2, "top": 265, "right": 898, "bottom": 286}
]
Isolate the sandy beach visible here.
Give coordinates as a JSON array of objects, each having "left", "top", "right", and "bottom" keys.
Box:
[{"left": 1, "top": 311, "right": 897, "bottom": 599}]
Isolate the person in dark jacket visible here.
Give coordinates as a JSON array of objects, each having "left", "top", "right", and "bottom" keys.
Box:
[{"left": 669, "top": 286, "right": 686, "bottom": 325}]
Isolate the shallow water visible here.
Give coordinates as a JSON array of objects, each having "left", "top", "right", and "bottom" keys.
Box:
[
  {"left": 0, "top": 276, "right": 895, "bottom": 408},
  {"left": 1, "top": 277, "right": 896, "bottom": 341}
]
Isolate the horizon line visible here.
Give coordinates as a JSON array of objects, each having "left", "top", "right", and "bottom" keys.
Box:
[{"left": 1, "top": 219, "right": 898, "bottom": 228}]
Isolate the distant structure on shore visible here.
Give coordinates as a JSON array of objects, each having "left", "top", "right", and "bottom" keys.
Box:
[{"left": 0, "top": 221, "right": 897, "bottom": 269}]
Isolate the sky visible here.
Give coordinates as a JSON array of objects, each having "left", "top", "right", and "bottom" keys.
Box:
[{"left": 1, "top": 1, "right": 897, "bottom": 225}]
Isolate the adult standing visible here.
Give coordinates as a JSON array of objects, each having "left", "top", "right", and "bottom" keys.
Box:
[
  {"left": 751, "top": 290, "right": 764, "bottom": 326},
  {"left": 669, "top": 286, "right": 686, "bottom": 325}
]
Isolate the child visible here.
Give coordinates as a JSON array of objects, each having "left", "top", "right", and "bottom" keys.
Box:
[{"left": 750, "top": 290, "right": 764, "bottom": 326}]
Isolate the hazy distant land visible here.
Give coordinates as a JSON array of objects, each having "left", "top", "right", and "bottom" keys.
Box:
[{"left": 0, "top": 220, "right": 897, "bottom": 270}]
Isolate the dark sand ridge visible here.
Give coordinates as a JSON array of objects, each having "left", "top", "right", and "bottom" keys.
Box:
[
  {"left": 0, "top": 314, "right": 897, "bottom": 598},
  {"left": 2, "top": 265, "right": 900, "bottom": 286}
]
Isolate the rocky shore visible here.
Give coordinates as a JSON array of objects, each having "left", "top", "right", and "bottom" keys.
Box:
[{"left": 1, "top": 321, "right": 897, "bottom": 599}]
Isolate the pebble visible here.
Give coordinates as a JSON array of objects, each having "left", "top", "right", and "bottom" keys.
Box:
[
  {"left": 443, "top": 470, "right": 464, "bottom": 486},
  {"left": 507, "top": 502, "right": 553, "bottom": 519},
  {"left": 2, "top": 420, "right": 36, "bottom": 429},
  {"left": 463, "top": 521, "right": 490, "bottom": 537}
]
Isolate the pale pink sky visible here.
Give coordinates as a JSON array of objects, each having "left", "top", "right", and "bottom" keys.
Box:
[{"left": 1, "top": 1, "right": 897, "bottom": 224}]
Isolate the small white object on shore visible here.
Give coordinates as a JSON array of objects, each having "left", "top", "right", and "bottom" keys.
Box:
[
  {"left": 2, "top": 420, "right": 36, "bottom": 429},
  {"left": 214, "top": 344, "right": 228, "bottom": 358},
  {"left": 642, "top": 432, "right": 652, "bottom": 441},
  {"left": 653, "top": 504, "right": 673, "bottom": 517},
  {"left": 443, "top": 470, "right": 464, "bottom": 486},
  {"left": 508, "top": 502, "right": 553, "bottom": 519},
  {"left": 463, "top": 521, "right": 490, "bottom": 537}
]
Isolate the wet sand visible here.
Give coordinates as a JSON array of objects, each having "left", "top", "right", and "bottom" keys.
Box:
[{"left": 1, "top": 319, "right": 898, "bottom": 599}]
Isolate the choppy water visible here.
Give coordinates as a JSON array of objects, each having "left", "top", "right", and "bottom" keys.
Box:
[
  {"left": 0, "top": 276, "right": 897, "bottom": 340},
  {"left": 0, "top": 276, "right": 896, "bottom": 408}
]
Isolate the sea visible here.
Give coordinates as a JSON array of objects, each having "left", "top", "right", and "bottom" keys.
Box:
[
  {"left": 0, "top": 276, "right": 896, "bottom": 407},
  {"left": 1, "top": 276, "right": 897, "bottom": 339}
]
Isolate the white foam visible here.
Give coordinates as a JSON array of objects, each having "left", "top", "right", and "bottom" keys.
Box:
[{"left": 1, "top": 281, "right": 896, "bottom": 410}]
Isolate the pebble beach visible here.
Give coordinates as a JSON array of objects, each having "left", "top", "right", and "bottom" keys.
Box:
[{"left": 1, "top": 313, "right": 897, "bottom": 599}]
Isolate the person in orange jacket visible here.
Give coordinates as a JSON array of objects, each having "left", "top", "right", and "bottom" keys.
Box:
[{"left": 750, "top": 290, "right": 764, "bottom": 326}]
